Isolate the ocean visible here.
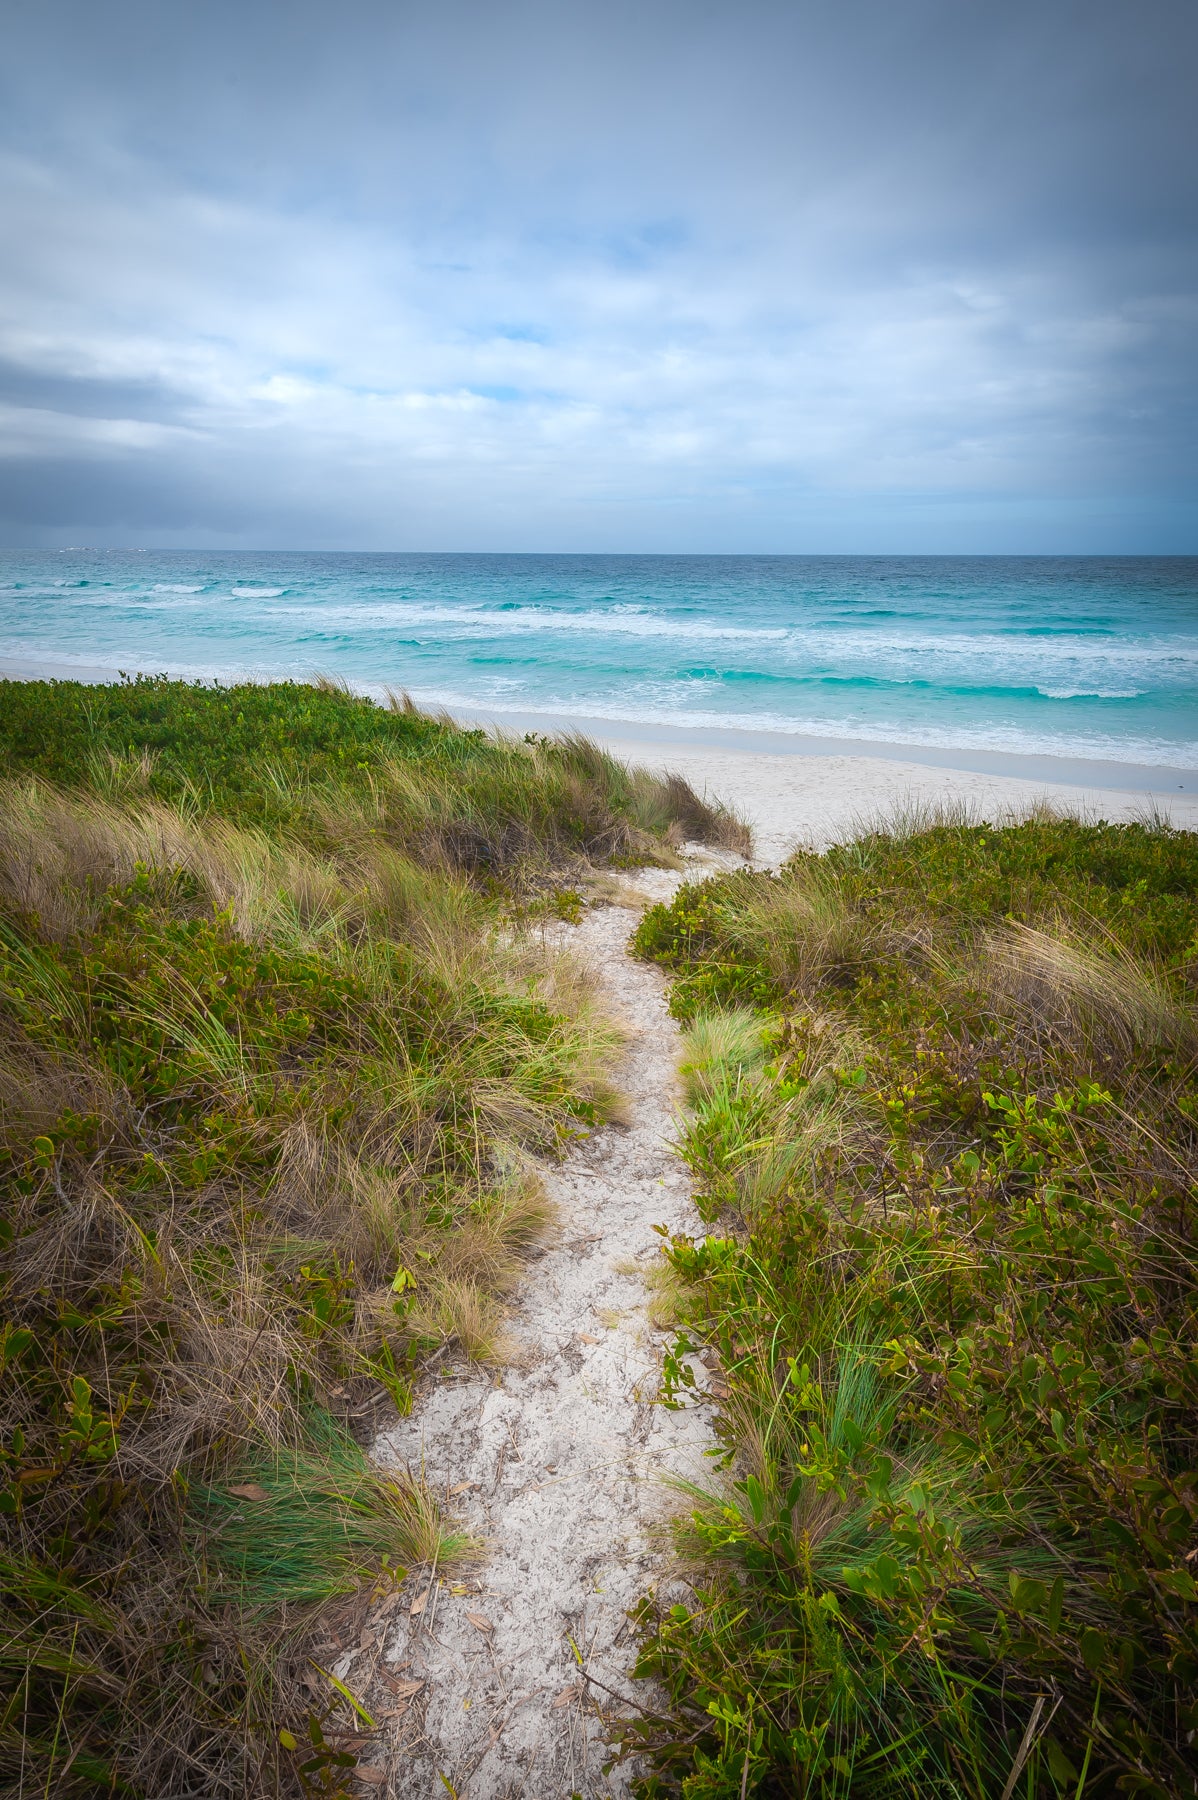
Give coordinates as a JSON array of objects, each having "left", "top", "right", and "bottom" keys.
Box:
[{"left": 1, "top": 550, "right": 1195, "bottom": 771}]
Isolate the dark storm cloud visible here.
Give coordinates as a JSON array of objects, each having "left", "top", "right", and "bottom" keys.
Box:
[{"left": 0, "top": 0, "right": 1194, "bottom": 549}]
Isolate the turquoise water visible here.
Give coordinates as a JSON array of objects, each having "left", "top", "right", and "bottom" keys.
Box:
[{"left": 1, "top": 551, "right": 1195, "bottom": 769}]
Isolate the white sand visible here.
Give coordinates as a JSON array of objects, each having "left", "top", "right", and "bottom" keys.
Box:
[{"left": 595, "top": 737, "right": 1198, "bottom": 868}]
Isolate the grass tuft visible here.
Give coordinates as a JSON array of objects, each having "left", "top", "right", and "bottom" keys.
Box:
[{"left": 193, "top": 1414, "right": 475, "bottom": 1612}]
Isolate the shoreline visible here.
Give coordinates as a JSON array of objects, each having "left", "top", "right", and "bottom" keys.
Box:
[
  {"left": 4, "top": 656, "right": 1197, "bottom": 866},
  {"left": 449, "top": 704, "right": 1198, "bottom": 865},
  {"left": 441, "top": 702, "right": 1197, "bottom": 795}
]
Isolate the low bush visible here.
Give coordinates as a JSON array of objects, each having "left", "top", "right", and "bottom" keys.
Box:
[{"left": 627, "top": 815, "right": 1198, "bottom": 1798}]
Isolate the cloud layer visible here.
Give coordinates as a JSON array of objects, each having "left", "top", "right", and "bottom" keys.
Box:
[{"left": 1, "top": 0, "right": 1195, "bottom": 550}]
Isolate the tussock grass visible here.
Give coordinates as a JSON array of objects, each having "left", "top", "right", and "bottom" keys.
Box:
[
  {"left": 975, "top": 918, "right": 1195, "bottom": 1058},
  {"left": 661, "top": 861, "right": 886, "bottom": 1008},
  {"left": 193, "top": 1422, "right": 477, "bottom": 1613},
  {"left": 631, "top": 813, "right": 1198, "bottom": 1798},
  {"left": 0, "top": 677, "right": 746, "bottom": 1796},
  {"left": 676, "top": 1007, "right": 873, "bottom": 1222},
  {"left": 677, "top": 1006, "right": 766, "bottom": 1106}
]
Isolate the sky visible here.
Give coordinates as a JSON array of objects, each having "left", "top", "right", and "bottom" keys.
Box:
[{"left": 0, "top": 0, "right": 1195, "bottom": 553}]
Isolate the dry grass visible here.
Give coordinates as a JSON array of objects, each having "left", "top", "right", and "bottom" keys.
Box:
[
  {"left": 654, "top": 770, "right": 754, "bottom": 857},
  {"left": 644, "top": 1258, "right": 690, "bottom": 1330},
  {"left": 677, "top": 1007, "right": 873, "bottom": 1222},
  {"left": 974, "top": 918, "right": 1196, "bottom": 1059},
  {"left": 408, "top": 1278, "right": 515, "bottom": 1364},
  {"left": 716, "top": 863, "right": 883, "bottom": 997},
  {"left": 0, "top": 727, "right": 752, "bottom": 951},
  {"left": 844, "top": 789, "right": 1074, "bottom": 848},
  {"left": 304, "top": 725, "right": 752, "bottom": 880}
]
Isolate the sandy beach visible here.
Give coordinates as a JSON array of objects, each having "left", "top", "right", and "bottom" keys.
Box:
[
  {"left": 592, "top": 734, "right": 1198, "bottom": 866},
  {"left": 454, "top": 692, "right": 1198, "bottom": 863}
]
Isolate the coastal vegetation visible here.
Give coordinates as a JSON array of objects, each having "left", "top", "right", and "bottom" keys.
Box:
[
  {"left": 630, "top": 810, "right": 1198, "bottom": 1799},
  {"left": 0, "top": 675, "right": 744, "bottom": 1797}
]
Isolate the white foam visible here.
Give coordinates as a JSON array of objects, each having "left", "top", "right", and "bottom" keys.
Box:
[
  {"left": 397, "top": 683, "right": 1198, "bottom": 770},
  {"left": 247, "top": 599, "right": 1198, "bottom": 679},
  {"left": 263, "top": 599, "right": 790, "bottom": 644}
]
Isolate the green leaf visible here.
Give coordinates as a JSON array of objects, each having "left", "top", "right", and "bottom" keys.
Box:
[
  {"left": 1009, "top": 1573, "right": 1048, "bottom": 1615},
  {"left": 1044, "top": 1738, "right": 1078, "bottom": 1783},
  {"left": 309, "top": 1662, "right": 377, "bottom": 1728},
  {"left": 1154, "top": 1567, "right": 1198, "bottom": 1601}
]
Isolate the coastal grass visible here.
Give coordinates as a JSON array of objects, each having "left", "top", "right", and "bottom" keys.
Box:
[
  {"left": 0, "top": 676, "right": 747, "bottom": 1797},
  {"left": 629, "top": 813, "right": 1198, "bottom": 1798},
  {"left": 0, "top": 673, "right": 751, "bottom": 871}
]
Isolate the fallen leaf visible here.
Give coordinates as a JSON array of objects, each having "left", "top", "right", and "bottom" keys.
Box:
[
  {"left": 465, "top": 1611, "right": 493, "bottom": 1633},
  {"left": 381, "top": 1675, "right": 424, "bottom": 1699},
  {"left": 409, "top": 1589, "right": 429, "bottom": 1617},
  {"left": 353, "top": 1767, "right": 387, "bottom": 1787},
  {"left": 578, "top": 1332, "right": 600, "bottom": 1344},
  {"left": 228, "top": 1483, "right": 270, "bottom": 1502}
]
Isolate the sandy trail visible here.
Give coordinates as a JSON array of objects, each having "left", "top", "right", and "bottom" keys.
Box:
[{"left": 368, "top": 865, "right": 730, "bottom": 1798}]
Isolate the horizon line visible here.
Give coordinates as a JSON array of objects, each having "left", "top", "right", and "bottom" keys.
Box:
[{"left": 5, "top": 546, "right": 1198, "bottom": 560}]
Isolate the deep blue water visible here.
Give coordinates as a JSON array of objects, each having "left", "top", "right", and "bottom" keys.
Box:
[{"left": 1, "top": 551, "right": 1195, "bottom": 768}]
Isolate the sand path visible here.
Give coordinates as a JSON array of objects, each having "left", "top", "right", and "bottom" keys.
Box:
[{"left": 369, "top": 868, "right": 726, "bottom": 1798}]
